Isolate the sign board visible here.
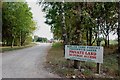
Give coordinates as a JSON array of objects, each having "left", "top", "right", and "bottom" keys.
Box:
[{"left": 65, "top": 45, "right": 103, "bottom": 63}]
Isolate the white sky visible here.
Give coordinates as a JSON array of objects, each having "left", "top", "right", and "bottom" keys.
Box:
[
  {"left": 26, "top": 0, "right": 118, "bottom": 40},
  {"left": 26, "top": 0, "right": 53, "bottom": 40}
]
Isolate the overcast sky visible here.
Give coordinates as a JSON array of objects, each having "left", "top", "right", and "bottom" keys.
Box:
[
  {"left": 26, "top": 0, "right": 53, "bottom": 40},
  {"left": 26, "top": 0, "right": 117, "bottom": 40}
]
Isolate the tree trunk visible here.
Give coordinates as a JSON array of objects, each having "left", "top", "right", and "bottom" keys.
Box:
[
  {"left": 73, "top": 3, "right": 82, "bottom": 69},
  {"left": 61, "top": 2, "right": 67, "bottom": 56},
  {"left": 106, "top": 25, "right": 109, "bottom": 48},
  {"left": 6, "top": 41, "right": 9, "bottom": 46},
  {"left": 118, "top": 1, "right": 120, "bottom": 76},
  {"left": 67, "top": 32, "right": 70, "bottom": 44},
  {"left": 19, "top": 32, "right": 22, "bottom": 47},
  {"left": 19, "top": 31, "right": 22, "bottom": 47},
  {"left": 86, "top": 29, "right": 89, "bottom": 45},
  {"left": 107, "top": 33, "right": 109, "bottom": 48},
  {"left": 104, "top": 38, "right": 107, "bottom": 47},
  {"left": 11, "top": 36, "right": 15, "bottom": 48},
  {"left": 89, "top": 27, "right": 92, "bottom": 46}
]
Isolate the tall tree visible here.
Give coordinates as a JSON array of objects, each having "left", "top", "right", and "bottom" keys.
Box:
[
  {"left": 2, "top": 2, "right": 36, "bottom": 47},
  {"left": 118, "top": 1, "right": 120, "bottom": 76}
]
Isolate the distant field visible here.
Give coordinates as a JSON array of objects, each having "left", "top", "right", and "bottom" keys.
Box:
[
  {"left": 101, "top": 40, "right": 118, "bottom": 45},
  {"left": 109, "top": 40, "right": 118, "bottom": 44}
]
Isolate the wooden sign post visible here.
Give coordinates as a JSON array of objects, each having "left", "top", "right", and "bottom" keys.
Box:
[{"left": 97, "top": 63, "right": 101, "bottom": 74}]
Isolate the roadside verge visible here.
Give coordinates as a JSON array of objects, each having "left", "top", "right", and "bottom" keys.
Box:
[
  {"left": 0, "top": 42, "right": 37, "bottom": 53},
  {"left": 45, "top": 42, "right": 118, "bottom": 78}
]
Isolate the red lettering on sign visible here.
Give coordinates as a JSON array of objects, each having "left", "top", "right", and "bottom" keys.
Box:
[
  {"left": 69, "top": 50, "right": 73, "bottom": 53},
  {"left": 82, "top": 51, "right": 84, "bottom": 55},
  {"left": 90, "top": 56, "right": 96, "bottom": 59},
  {"left": 69, "top": 53, "right": 72, "bottom": 56}
]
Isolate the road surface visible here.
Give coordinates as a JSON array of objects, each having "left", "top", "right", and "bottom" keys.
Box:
[{"left": 2, "top": 43, "right": 59, "bottom": 78}]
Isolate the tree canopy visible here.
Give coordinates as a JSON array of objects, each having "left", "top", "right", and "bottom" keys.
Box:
[
  {"left": 40, "top": 2, "right": 118, "bottom": 47},
  {"left": 2, "top": 2, "right": 36, "bottom": 47}
]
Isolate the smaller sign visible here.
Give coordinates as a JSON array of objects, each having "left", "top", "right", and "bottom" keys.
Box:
[{"left": 65, "top": 45, "right": 103, "bottom": 63}]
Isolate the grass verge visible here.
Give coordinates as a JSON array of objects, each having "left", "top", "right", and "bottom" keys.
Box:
[
  {"left": 45, "top": 42, "right": 119, "bottom": 78},
  {"left": 0, "top": 42, "right": 37, "bottom": 53}
]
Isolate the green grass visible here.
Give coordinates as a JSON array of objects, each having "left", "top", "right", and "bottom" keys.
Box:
[
  {"left": 101, "top": 54, "right": 118, "bottom": 76},
  {"left": 46, "top": 42, "right": 118, "bottom": 78},
  {"left": 0, "top": 42, "right": 36, "bottom": 53},
  {"left": 52, "top": 42, "right": 63, "bottom": 48}
]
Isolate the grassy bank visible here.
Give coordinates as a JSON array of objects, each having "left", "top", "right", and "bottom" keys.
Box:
[
  {"left": 0, "top": 42, "right": 37, "bottom": 53},
  {"left": 45, "top": 42, "right": 119, "bottom": 78}
]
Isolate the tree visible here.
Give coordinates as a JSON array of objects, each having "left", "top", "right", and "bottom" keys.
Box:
[
  {"left": 2, "top": 2, "right": 36, "bottom": 47},
  {"left": 0, "top": 1, "right": 2, "bottom": 43},
  {"left": 118, "top": 1, "right": 120, "bottom": 76},
  {"left": 39, "top": 1, "right": 119, "bottom": 69}
]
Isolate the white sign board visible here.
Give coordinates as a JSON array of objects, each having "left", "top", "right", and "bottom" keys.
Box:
[{"left": 65, "top": 45, "right": 103, "bottom": 63}]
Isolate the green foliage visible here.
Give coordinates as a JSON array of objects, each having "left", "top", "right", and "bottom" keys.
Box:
[
  {"left": 35, "top": 37, "right": 48, "bottom": 42},
  {"left": 24, "top": 36, "right": 33, "bottom": 45},
  {"left": 2, "top": 2, "right": 36, "bottom": 47},
  {"left": 40, "top": 2, "right": 118, "bottom": 46},
  {"left": 82, "top": 69, "right": 93, "bottom": 76},
  {"left": 52, "top": 42, "right": 63, "bottom": 48},
  {"left": 42, "top": 38, "right": 48, "bottom": 42}
]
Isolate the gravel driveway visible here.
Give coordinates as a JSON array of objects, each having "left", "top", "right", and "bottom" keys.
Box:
[{"left": 2, "top": 43, "right": 59, "bottom": 78}]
